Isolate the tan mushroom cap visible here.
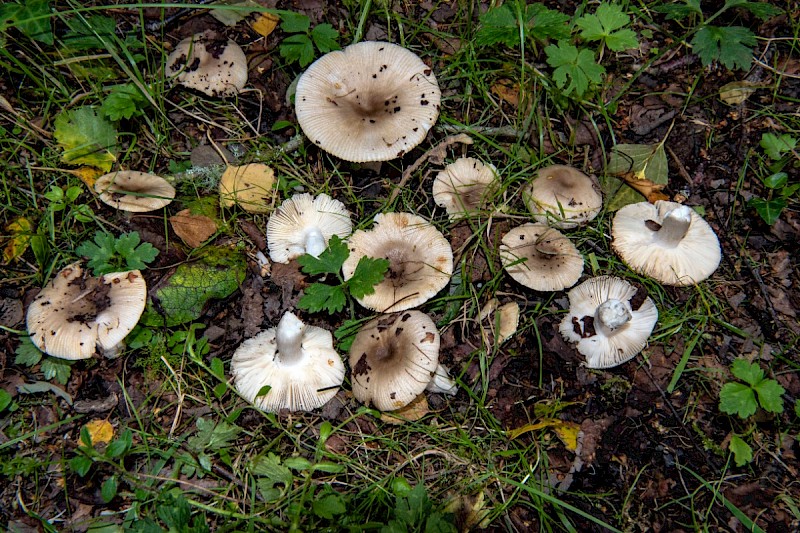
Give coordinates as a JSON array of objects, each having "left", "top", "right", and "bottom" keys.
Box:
[
  {"left": 342, "top": 212, "right": 453, "bottom": 312},
  {"left": 94, "top": 171, "right": 175, "bottom": 212},
  {"left": 26, "top": 263, "right": 147, "bottom": 360},
  {"left": 500, "top": 224, "right": 583, "bottom": 291},
  {"left": 349, "top": 311, "right": 440, "bottom": 411},
  {"left": 295, "top": 41, "right": 441, "bottom": 162},
  {"left": 432, "top": 157, "right": 499, "bottom": 221},
  {"left": 522, "top": 165, "right": 602, "bottom": 229},
  {"left": 267, "top": 193, "right": 353, "bottom": 263},
  {"left": 165, "top": 31, "right": 248, "bottom": 97},
  {"left": 231, "top": 312, "right": 345, "bottom": 412},
  {"left": 559, "top": 276, "right": 658, "bottom": 368},
  {"left": 612, "top": 200, "right": 721, "bottom": 286}
]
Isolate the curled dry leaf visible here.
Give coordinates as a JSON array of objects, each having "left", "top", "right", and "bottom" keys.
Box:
[
  {"left": 170, "top": 209, "right": 218, "bottom": 248},
  {"left": 379, "top": 394, "right": 430, "bottom": 425},
  {"left": 616, "top": 172, "right": 669, "bottom": 203}
]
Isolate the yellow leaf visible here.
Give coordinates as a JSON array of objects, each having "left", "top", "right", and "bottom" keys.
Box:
[
  {"left": 219, "top": 163, "right": 276, "bottom": 213},
  {"left": 251, "top": 12, "right": 280, "bottom": 37},
  {"left": 3, "top": 217, "right": 32, "bottom": 263},
  {"left": 380, "top": 394, "right": 429, "bottom": 425},
  {"left": 507, "top": 418, "right": 581, "bottom": 452},
  {"left": 74, "top": 166, "right": 103, "bottom": 189},
  {"left": 82, "top": 419, "right": 114, "bottom": 446}
]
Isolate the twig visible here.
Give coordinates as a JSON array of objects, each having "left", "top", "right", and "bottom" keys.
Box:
[{"left": 436, "top": 124, "right": 525, "bottom": 138}]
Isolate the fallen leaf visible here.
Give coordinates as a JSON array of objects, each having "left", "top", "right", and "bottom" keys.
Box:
[
  {"left": 719, "top": 81, "right": 766, "bottom": 106},
  {"left": 491, "top": 79, "right": 520, "bottom": 107},
  {"left": 210, "top": 0, "right": 261, "bottom": 26},
  {"left": 507, "top": 418, "right": 581, "bottom": 452},
  {"left": 170, "top": 209, "right": 218, "bottom": 248},
  {"left": 603, "top": 143, "right": 670, "bottom": 209},
  {"left": 219, "top": 163, "right": 276, "bottom": 213},
  {"left": 251, "top": 11, "right": 280, "bottom": 37},
  {"left": 74, "top": 166, "right": 103, "bottom": 189},
  {"left": 380, "top": 394, "right": 429, "bottom": 425},
  {"left": 81, "top": 419, "right": 114, "bottom": 446},
  {"left": 53, "top": 106, "right": 118, "bottom": 172},
  {"left": 616, "top": 172, "right": 670, "bottom": 203},
  {"left": 3, "top": 217, "right": 32, "bottom": 263}
]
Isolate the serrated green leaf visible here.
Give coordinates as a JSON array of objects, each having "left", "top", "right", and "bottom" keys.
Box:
[
  {"left": 54, "top": 106, "right": 118, "bottom": 171},
  {"left": 729, "top": 434, "right": 753, "bottom": 467},
  {"left": 280, "top": 33, "right": 315, "bottom": 66},
  {"left": 311, "top": 23, "right": 340, "bottom": 53},
  {"left": 15, "top": 337, "right": 43, "bottom": 366},
  {"left": 691, "top": 26, "right": 756, "bottom": 71},
  {"left": 101, "top": 84, "right": 150, "bottom": 121},
  {"left": 41, "top": 357, "right": 72, "bottom": 384},
  {"left": 545, "top": 40, "right": 605, "bottom": 98},
  {"left": 187, "top": 418, "right": 241, "bottom": 452},
  {"left": 347, "top": 257, "right": 389, "bottom": 299},
  {"left": 734, "top": 1, "right": 783, "bottom": 19},
  {"left": 312, "top": 492, "right": 346, "bottom": 519},
  {"left": 279, "top": 11, "right": 310, "bottom": 33},
  {"left": 719, "top": 381, "right": 757, "bottom": 418},
  {"left": 749, "top": 197, "right": 786, "bottom": 225},
  {"left": 298, "top": 235, "right": 349, "bottom": 276},
  {"left": 297, "top": 283, "right": 347, "bottom": 314},
  {"left": 753, "top": 379, "right": 785, "bottom": 413},
  {"left": 653, "top": 0, "right": 702, "bottom": 21},
  {"left": 760, "top": 133, "right": 797, "bottom": 160},
  {"left": 475, "top": 3, "right": 569, "bottom": 48},
  {"left": 524, "top": 4, "right": 570, "bottom": 42},
  {"left": 576, "top": 4, "right": 638, "bottom": 52},
  {"left": 0, "top": 0, "right": 53, "bottom": 44},
  {"left": 474, "top": 4, "right": 518, "bottom": 48},
  {"left": 114, "top": 232, "right": 158, "bottom": 271},
  {"left": 284, "top": 456, "right": 312, "bottom": 471},
  {"left": 250, "top": 453, "right": 293, "bottom": 485},
  {"left": 731, "top": 358, "right": 764, "bottom": 386}
]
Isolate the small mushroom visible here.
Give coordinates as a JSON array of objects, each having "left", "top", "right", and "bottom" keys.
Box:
[
  {"left": 432, "top": 157, "right": 499, "bottom": 221},
  {"left": 349, "top": 311, "right": 446, "bottom": 410},
  {"left": 165, "top": 31, "right": 248, "bottom": 97},
  {"left": 230, "top": 311, "right": 345, "bottom": 412},
  {"left": 499, "top": 224, "right": 584, "bottom": 291},
  {"left": 558, "top": 276, "right": 658, "bottom": 368},
  {"left": 612, "top": 200, "right": 721, "bottom": 286},
  {"left": 295, "top": 41, "right": 441, "bottom": 162},
  {"left": 26, "top": 263, "right": 147, "bottom": 360},
  {"left": 522, "top": 165, "right": 602, "bottom": 229},
  {"left": 266, "top": 193, "right": 353, "bottom": 263},
  {"left": 342, "top": 212, "right": 453, "bottom": 312},
  {"left": 94, "top": 170, "right": 175, "bottom": 212}
]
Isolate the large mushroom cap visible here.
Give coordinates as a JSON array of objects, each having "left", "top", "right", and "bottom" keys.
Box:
[
  {"left": 522, "top": 165, "right": 602, "bottom": 229},
  {"left": 165, "top": 31, "right": 248, "bottom": 97},
  {"left": 94, "top": 171, "right": 175, "bottom": 212},
  {"left": 231, "top": 312, "right": 345, "bottom": 412},
  {"left": 558, "top": 276, "right": 658, "bottom": 368},
  {"left": 432, "top": 157, "right": 499, "bottom": 221},
  {"left": 342, "top": 212, "right": 453, "bottom": 312},
  {"left": 500, "top": 224, "right": 584, "bottom": 291},
  {"left": 267, "top": 193, "right": 352, "bottom": 263},
  {"left": 349, "top": 311, "right": 440, "bottom": 410},
  {"left": 611, "top": 200, "right": 721, "bottom": 286},
  {"left": 26, "top": 263, "right": 147, "bottom": 360},
  {"left": 295, "top": 41, "right": 441, "bottom": 162}
]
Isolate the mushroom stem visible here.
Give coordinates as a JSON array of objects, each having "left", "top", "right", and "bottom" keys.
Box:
[
  {"left": 304, "top": 229, "right": 326, "bottom": 258},
  {"left": 275, "top": 312, "right": 305, "bottom": 364},
  {"left": 426, "top": 364, "right": 458, "bottom": 395},
  {"left": 595, "top": 299, "right": 632, "bottom": 334},
  {"left": 653, "top": 205, "right": 692, "bottom": 247}
]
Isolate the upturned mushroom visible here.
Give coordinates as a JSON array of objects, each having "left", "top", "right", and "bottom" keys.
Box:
[
  {"left": 94, "top": 170, "right": 175, "bottom": 212},
  {"left": 499, "top": 224, "right": 584, "bottom": 291},
  {"left": 349, "top": 311, "right": 452, "bottom": 410},
  {"left": 165, "top": 31, "right": 248, "bottom": 97},
  {"left": 295, "top": 41, "right": 441, "bottom": 162},
  {"left": 611, "top": 200, "right": 721, "bottom": 286},
  {"left": 267, "top": 193, "right": 352, "bottom": 263},
  {"left": 26, "top": 263, "right": 147, "bottom": 359},
  {"left": 230, "top": 311, "right": 345, "bottom": 412},
  {"left": 558, "top": 276, "right": 658, "bottom": 368},
  {"left": 341, "top": 212, "right": 453, "bottom": 312},
  {"left": 432, "top": 157, "right": 499, "bottom": 221},
  {"left": 522, "top": 165, "right": 602, "bottom": 229}
]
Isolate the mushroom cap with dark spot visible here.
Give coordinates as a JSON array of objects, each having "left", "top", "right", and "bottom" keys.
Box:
[
  {"left": 499, "top": 224, "right": 583, "bottom": 291},
  {"left": 94, "top": 170, "right": 175, "bottom": 212},
  {"left": 165, "top": 31, "right": 248, "bottom": 97},
  {"left": 522, "top": 165, "right": 602, "bottom": 229},
  {"left": 432, "top": 157, "right": 499, "bottom": 221}
]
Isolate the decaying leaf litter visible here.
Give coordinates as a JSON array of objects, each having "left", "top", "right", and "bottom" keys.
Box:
[{"left": 1, "top": 1, "right": 799, "bottom": 531}]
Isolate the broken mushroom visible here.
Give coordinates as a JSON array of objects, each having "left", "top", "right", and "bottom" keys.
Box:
[
  {"left": 94, "top": 170, "right": 175, "bottom": 212},
  {"left": 558, "top": 276, "right": 658, "bottom": 369},
  {"left": 432, "top": 157, "right": 499, "bottom": 221},
  {"left": 295, "top": 41, "right": 441, "bottom": 162},
  {"left": 230, "top": 311, "right": 345, "bottom": 412},
  {"left": 342, "top": 212, "right": 453, "bottom": 312},
  {"left": 165, "top": 31, "right": 248, "bottom": 97},
  {"left": 266, "top": 193, "right": 353, "bottom": 263},
  {"left": 26, "top": 263, "right": 147, "bottom": 360},
  {"left": 499, "top": 224, "right": 584, "bottom": 291},
  {"left": 611, "top": 200, "right": 721, "bottom": 286},
  {"left": 522, "top": 165, "right": 602, "bottom": 229}
]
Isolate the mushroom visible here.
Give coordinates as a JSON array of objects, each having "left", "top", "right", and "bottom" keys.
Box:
[
  {"left": 522, "top": 165, "right": 602, "bottom": 229},
  {"left": 611, "top": 200, "right": 721, "bottom": 286},
  {"left": 432, "top": 157, "right": 499, "bottom": 221},
  {"left": 558, "top": 276, "right": 658, "bottom": 368},
  {"left": 342, "top": 212, "right": 453, "bottom": 312},
  {"left": 165, "top": 30, "right": 248, "bottom": 97},
  {"left": 266, "top": 193, "right": 353, "bottom": 263},
  {"left": 26, "top": 263, "right": 147, "bottom": 360},
  {"left": 499, "top": 224, "right": 584, "bottom": 291},
  {"left": 295, "top": 41, "right": 441, "bottom": 162},
  {"left": 349, "top": 311, "right": 448, "bottom": 410},
  {"left": 230, "top": 311, "right": 345, "bottom": 412},
  {"left": 94, "top": 170, "right": 175, "bottom": 212}
]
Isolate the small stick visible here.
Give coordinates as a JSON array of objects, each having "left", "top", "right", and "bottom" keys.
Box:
[{"left": 388, "top": 134, "right": 473, "bottom": 203}]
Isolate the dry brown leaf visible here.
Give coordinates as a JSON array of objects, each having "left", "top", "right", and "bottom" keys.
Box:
[
  {"left": 170, "top": 209, "right": 218, "bottom": 248},
  {"left": 380, "top": 394, "right": 429, "bottom": 425},
  {"left": 617, "top": 172, "right": 670, "bottom": 203},
  {"left": 490, "top": 79, "right": 520, "bottom": 107}
]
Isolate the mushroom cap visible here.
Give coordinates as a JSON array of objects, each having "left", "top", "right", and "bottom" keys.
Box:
[
  {"left": 295, "top": 41, "right": 441, "bottom": 162},
  {"left": 499, "top": 224, "right": 584, "bottom": 291},
  {"left": 219, "top": 163, "right": 276, "bottom": 213},
  {"left": 165, "top": 31, "right": 248, "bottom": 97},
  {"left": 522, "top": 165, "right": 602, "bottom": 229},
  {"left": 611, "top": 200, "right": 721, "bottom": 286},
  {"left": 349, "top": 311, "right": 440, "bottom": 410},
  {"left": 26, "top": 263, "right": 147, "bottom": 360},
  {"left": 342, "top": 212, "right": 453, "bottom": 312},
  {"left": 432, "top": 157, "right": 499, "bottom": 221},
  {"left": 558, "top": 276, "right": 658, "bottom": 368},
  {"left": 231, "top": 312, "right": 345, "bottom": 412},
  {"left": 94, "top": 171, "right": 175, "bottom": 212},
  {"left": 267, "top": 193, "right": 353, "bottom": 263}
]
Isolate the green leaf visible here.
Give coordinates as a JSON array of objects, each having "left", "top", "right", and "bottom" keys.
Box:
[
  {"left": 41, "top": 357, "right": 72, "bottom": 384},
  {"left": 691, "top": 26, "right": 756, "bottom": 71},
  {"left": 187, "top": 418, "right": 241, "bottom": 452},
  {"left": 106, "top": 429, "right": 132, "bottom": 458},
  {"left": 794, "top": 399, "right": 800, "bottom": 418},
  {"left": 730, "top": 358, "right": 764, "bottom": 386},
  {"left": 544, "top": 40, "right": 605, "bottom": 98},
  {"left": 753, "top": 379, "right": 785, "bottom": 413},
  {"left": 0, "top": 0, "right": 53, "bottom": 44},
  {"left": 279, "top": 11, "right": 310, "bottom": 33},
  {"left": 0, "top": 389, "right": 12, "bottom": 412},
  {"left": 311, "top": 23, "right": 340, "bottom": 53},
  {"left": 347, "top": 256, "right": 389, "bottom": 299},
  {"left": 524, "top": 3, "right": 570, "bottom": 42},
  {"left": 312, "top": 491, "right": 346, "bottom": 519},
  {"left": 15, "top": 337, "right": 43, "bottom": 366},
  {"left": 734, "top": 1, "right": 783, "bottom": 19},
  {"left": 719, "top": 381, "right": 758, "bottom": 418},
  {"left": 729, "top": 435, "right": 753, "bottom": 467},
  {"left": 62, "top": 14, "right": 116, "bottom": 51},
  {"left": 251, "top": 453, "right": 293, "bottom": 502},
  {"left": 297, "top": 283, "right": 347, "bottom": 314},
  {"left": 298, "top": 235, "right": 349, "bottom": 276},
  {"left": 76, "top": 231, "right": 117, "bottom": 275},
  {"left": 53, "top": 106, "right": 118, "bottom": 171},
  {"left": 114, "top": 232, "right": 159, "bottom": 271},
  {"left": 653, "top": 0, "right": 702, "bottom": 21},
  {"left": 101, "top": 84, "right": 150, "bottom": 121},
  {"left": 101, "top": 475, "right": 118, "bottom": 503},
  {"left": 280, "top": 33, "right": 315, "bottom": 67},
  {"left": 16, "top": 380, "right": 73, "bottom": 404},
  {"left": 157, "top": 494, "right": 191, "bottom": 530},
  {"left": 760, "top": 133, "right": 797, "bottom": 160},
  {"left": 474, "top": 4, "right": 518, "bottom": 48},
  {"left": 576, "top": 3, "right": 638, "bottom": 52},
  {"left": 70, "top": 455, "right": 93, "bottom": 477},
  {"left": 284, "top": 456, "right": 312, "bottom": 471},
  {"left": 763, "top": 172, "right": 788, "bottom": 189},
  {"left": 603, "top": 143, "right": 669, "bottom": 210},
  {"left": 749, "top": 197, "right": 786, "bottom": 225}
]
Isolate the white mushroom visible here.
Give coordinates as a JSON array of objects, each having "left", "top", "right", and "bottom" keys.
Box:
[
  {"left": 94, "top": 171, "right": 175, "bottom": 212},
  {"left": 165, "top": 31, "right": 248, "bottom": 97},
  {"left": 522, "top": 165, "right": 602, "bottom": 229},
  {"left": 432, "top": 157, "right": 499, "bottom": 221},
  {"left": 500, "top": 224, "right": 584, "bottom": 291}
]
